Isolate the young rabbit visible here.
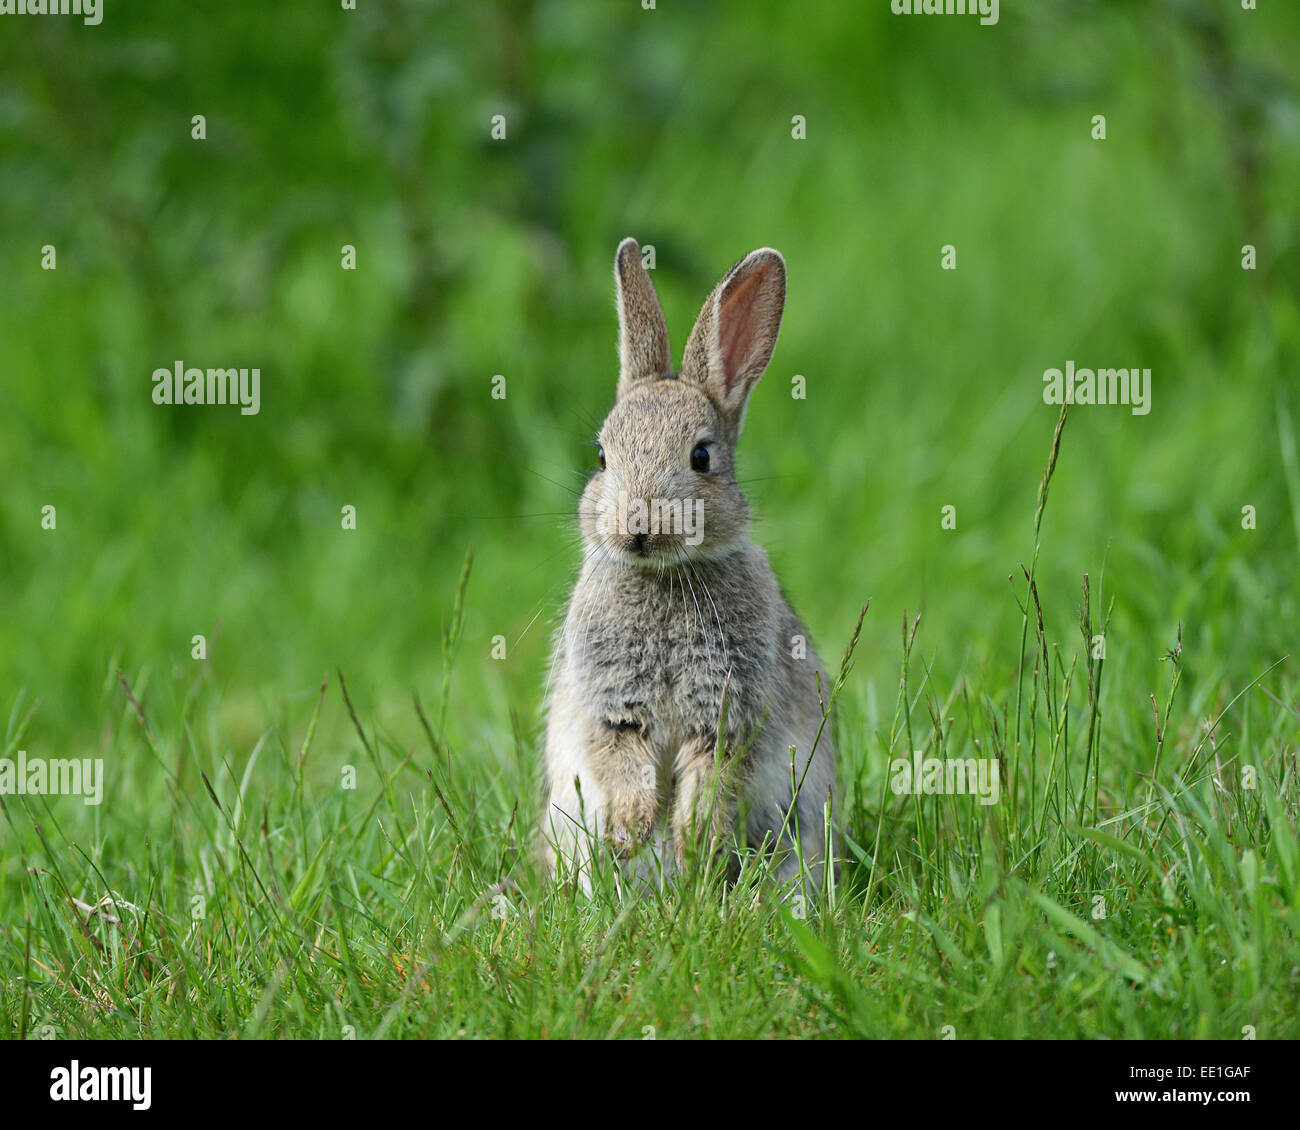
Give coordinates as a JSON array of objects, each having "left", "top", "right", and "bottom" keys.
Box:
[{"left": 540, "top": 238, "right": 836, "bottom": 892}]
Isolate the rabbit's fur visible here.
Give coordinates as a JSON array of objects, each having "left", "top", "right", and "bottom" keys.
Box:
[{"left": 540, "top": 238, "right": 836, "bottom": 892}]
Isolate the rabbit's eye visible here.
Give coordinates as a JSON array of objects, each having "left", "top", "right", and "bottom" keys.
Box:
[
  {"left": 691, "top": 444, "right": 710, "bottom": 472},
  {"left": 597, "top": 445, "right": 606, "bottom": 471}
]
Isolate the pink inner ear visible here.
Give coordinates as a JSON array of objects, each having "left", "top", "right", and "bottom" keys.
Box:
[{"left": 717, "top": 268, "right": 770, "bottom": 397}]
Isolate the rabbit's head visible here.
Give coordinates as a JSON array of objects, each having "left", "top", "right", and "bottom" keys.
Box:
[{"left": 579, "top": 238, "right": 786, "bottom": 567}]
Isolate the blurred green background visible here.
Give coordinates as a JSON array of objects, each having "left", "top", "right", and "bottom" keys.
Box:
[{"left": 2, "top": 0, "right": 1297, "bottom": 770}]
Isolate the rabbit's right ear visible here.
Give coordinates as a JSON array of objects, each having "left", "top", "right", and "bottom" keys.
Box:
[
  {"left": 615, "top": 238, "right": 672, "bottom": 397},
  {"left": 680, "top": 248, "right": 786, "bottom": 440}
]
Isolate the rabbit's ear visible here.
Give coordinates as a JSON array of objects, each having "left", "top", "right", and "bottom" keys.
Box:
[
  {"left": 680, "top": 248, "right": 786, "bottom": 437},
  {"left": 615, "top": 238, "right": 672, "bottom": 397}
]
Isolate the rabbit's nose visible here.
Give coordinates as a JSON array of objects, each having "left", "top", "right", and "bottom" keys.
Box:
[{"left": 626, "top": 533, "right": 649, "bottom": 556}]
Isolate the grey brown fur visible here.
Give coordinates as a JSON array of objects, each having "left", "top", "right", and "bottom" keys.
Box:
[{"left": 540, "top": 238, "right": 836, "bottom": 892}]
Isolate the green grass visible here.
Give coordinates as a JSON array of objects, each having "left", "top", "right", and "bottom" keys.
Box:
[{"left": 4, "top": 407, "right": 1297, "bottom": 1040}]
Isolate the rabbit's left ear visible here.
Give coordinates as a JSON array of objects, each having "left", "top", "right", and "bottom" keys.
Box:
[
  {"left": 680, "top": 248, "right": 786, "bottom": 438},
  {"left": 615, "top": 238, "right": 673, "bottom": 398}
]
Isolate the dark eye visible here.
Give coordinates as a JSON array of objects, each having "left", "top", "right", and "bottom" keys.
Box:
[
  {"left": 691, "top": 444, "right": 710, "bottom": 472},
  {"left": 597, "top": 445, "right": 606, "bottom": 470}
]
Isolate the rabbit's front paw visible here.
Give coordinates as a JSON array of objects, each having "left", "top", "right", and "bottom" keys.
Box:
[
  {"left": 607, "top": 785, "right": 657, "bottom": 858},
  {"left": 670, "top": 733, "right": 744, "bottom": 868},
  {"left": 671, "top": 796, "right": 734, "bottom": 868},
  {"left": 590, "top": 720, "right": 658, "bottom": 858}
]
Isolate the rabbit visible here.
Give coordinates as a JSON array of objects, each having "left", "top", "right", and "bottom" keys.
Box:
[{"left": 539, "top": 237, "right": 837, "bottom": 895}]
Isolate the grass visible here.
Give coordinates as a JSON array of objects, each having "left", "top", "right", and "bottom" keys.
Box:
[{"left": 4, "top": 405, "right": 1297, "bottom": 1041}]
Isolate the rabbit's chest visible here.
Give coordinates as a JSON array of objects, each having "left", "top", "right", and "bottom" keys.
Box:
[{"left": 567, "top": 566, "right": 773, "bottom": 738}]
